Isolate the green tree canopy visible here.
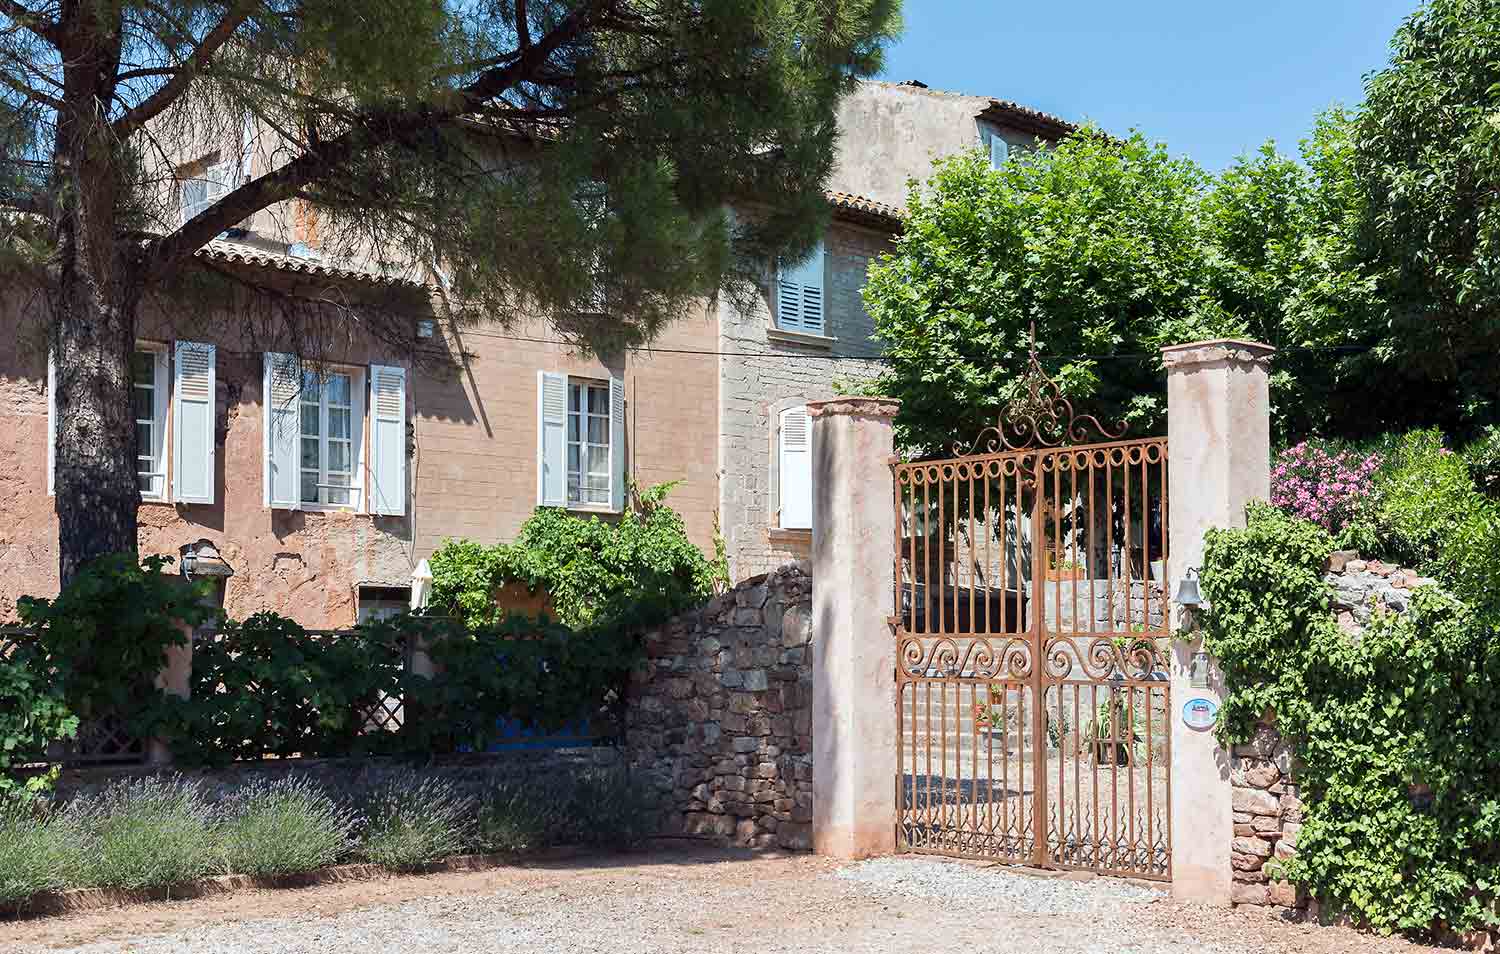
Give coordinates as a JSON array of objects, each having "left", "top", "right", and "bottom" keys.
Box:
[
  {"left": 0, "top": 0, "right": 900, "bottom": 582},
  {"left": 862, "top": 131, "right": 1234, "bottom": 456},
  {"left": 1352, "top": 0, "right": 1500, "bottom": 432}
]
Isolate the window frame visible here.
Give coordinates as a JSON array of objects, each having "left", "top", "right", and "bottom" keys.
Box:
[
  {"left": 132, "top": 343, "right": 170, "bottom": 502},
  {"left": 296, "top": 364, "right": 366, "bottom": 512},
  {"left": 178, "top": 157, "right": 231, "bottom": 224},
  {"left": 565, "top": 377, "right": 612, "bottom": 510},
  {"left": 774, "top": 240, "right": 826, "bottom": 335}
]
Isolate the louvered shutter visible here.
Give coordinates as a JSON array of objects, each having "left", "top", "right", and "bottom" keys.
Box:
[
  {"left": 776, "top": 241, "right": 825, "bottom": 334},
  {"left": 778, "top": 405, "right": 812, "bottom": 530},
  {"left": 989, "top": 132, "right": 1009, "bottom": 168},
  {"left": 263, "top": 352, "right": 301, "bottom": 509},
  {"left": 609, "top": 375, "right": 626, "bottom": 512},
  {"left": 369, "top": 364, "right": 408, "bottom": 516},
  {"left": 172, "top": 342, "right": 216, "bottom": 504},
  {"left": 536, "top": 371, "right": 567, "bottom": 506},
  {"left": 45, "top": 351, "right": 55, "bottom": 495}
]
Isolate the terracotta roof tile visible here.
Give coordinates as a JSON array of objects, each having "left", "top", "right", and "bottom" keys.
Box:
[
  {"left": 825, "top": 190, "right": 904, "bottom": 230},
  {"left": 195, "top": 239, "right": 428, "bottom": 289}
]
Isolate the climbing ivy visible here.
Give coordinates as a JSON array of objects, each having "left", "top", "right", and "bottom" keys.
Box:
[{"left": 1200, "top": 503, "right": 1500, "bottom": 937}]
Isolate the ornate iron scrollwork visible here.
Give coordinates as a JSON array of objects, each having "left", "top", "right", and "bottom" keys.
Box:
[{"left": 955, "top": 324, "right": 1128, "bottom": 456}]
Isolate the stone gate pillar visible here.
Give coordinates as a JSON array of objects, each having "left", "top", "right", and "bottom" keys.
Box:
[
  {"left": 809, "top": 397, "right": 899, "bottom": 858},
  {"left": 1162, "top": 339, "right": 1274, "bottom": 903}
]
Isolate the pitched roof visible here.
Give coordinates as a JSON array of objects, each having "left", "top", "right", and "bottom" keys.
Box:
[
  {"left": 826, "top": 190, "right": 904, "bottom": 231},
  {"left": 883, "top": 79, "right": 1079, "bottom": 140},
  {"left": 195, "top": 238, "right": 428, "bottom": 289}
]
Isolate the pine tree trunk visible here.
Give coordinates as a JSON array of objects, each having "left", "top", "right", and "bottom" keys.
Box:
[
  {"left": 53, "top": 10, "right": 138, "bottom": 586},
  {"left": 52, "top": 276, "right": 140, "bottom": 586}
]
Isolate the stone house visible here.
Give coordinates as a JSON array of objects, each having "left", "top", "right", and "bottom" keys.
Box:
[
  {"left": 716, "top": 80, "right": 1077, "bottom": 577},
  {"left": 0, "top": 81, "right": 1079, "bottom": 622}
]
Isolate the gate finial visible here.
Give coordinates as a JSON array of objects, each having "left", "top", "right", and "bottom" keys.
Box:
[{"left": 954, "top": 322, "right": 1128, "bottom": 456}]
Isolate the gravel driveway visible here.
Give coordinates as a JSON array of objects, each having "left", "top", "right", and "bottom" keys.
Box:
[{"left": 1, "top": 847, "right": 1448, "bottom": 954}]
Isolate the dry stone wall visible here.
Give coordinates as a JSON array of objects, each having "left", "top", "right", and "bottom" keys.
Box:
[
  {"left": 625, "top": 563, "right": 814, "bottom": 850},
  {"left": 1229, "top": 550, "right": 1435, "bottom": 909}
]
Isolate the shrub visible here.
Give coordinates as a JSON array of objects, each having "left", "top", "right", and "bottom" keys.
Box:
[
  {"left": 70, "top": 775, "right": 218, "bottom": 890},
  {"left": 218, "top": 777, "right": 359, "bottom": 877},
  {"left": 1202, "top": 503, "right": 1500, "bottom": 936},
  {"left": 0, "top": 641, "right": 77, "bottom": 803},
  {"left": 0, "top": 802, "right": 85, "bottom": 905},
  {"left": 1269, "top": 440, "right": 1381, "bottom": 535},
  {"left": 17, "top": 554, "right": 215, "bottom": 745},
  {"left": 428, "top": 482, "right": 719, "bottom": 634},
  {"left": 557, "top": 768, "right": 657, "bottom": 850},
  {"left": 470, "top": 779, "right": 558, "bottom": 854},
  {"left": 1465, "top": 425, "right": 1500, "bottom": 498},
  {"left": 358, "top": 773, "right": 474, "bottom": 869},
  {"left": 162, "top": 613, "right": 409, "bottom": 766}
]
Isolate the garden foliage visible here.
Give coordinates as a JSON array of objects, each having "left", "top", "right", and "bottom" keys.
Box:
[
  {"left": 427, "top": 483, "right": 720, "bottom": 634},
  {"left": 218, "top": 777, "right": 359, "bottom": 877},
  {"left": 1201, "top": 503, "right": 1500, "bottom": 935}
]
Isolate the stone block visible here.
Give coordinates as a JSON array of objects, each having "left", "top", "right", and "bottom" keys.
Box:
[
  {"left": 1233, "top": 836, "right": 1273, "bottom": 858},
  {"left": 1231, "top": 881, "right": 1271, "bottom": 906},
  {"left": 742, "top": 669, "right": 770, "bottom": 692},
  {"left": 1232, "top": 787, "right": 1281, "bottom": 817},
  {"left": 1251, "top": 815, "right": 1281, "bottom": 836},
  {"left": 1231, "top": 759, "right": 1280, "bottom": 789},
  {"left": 1267, "top": 880, "right": 1300, "bottom": 908},
  {"left": 1280, "top": 793, "right": 1304, "bottom": 823},
  {"left": 1281, "top": 822, "right": 1301, "bottom": 848},
  {"left": 1325, "top": 550, "right": 1359, "bottom": 573}
]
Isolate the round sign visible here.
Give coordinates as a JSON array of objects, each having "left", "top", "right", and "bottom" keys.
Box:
[{"left": 1182, "top": 697, "right": 1219, "bottom": 731}]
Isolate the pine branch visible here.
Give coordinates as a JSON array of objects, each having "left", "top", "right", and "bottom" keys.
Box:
[
  {"left": 143, "top": 0, "right": 612, "bottom": 284},
  {"left": 110, "top": 1, "right": 257, "bottom": 139},
  {"left": 0, "top": 1, "right": 61, "bottom": 46}
]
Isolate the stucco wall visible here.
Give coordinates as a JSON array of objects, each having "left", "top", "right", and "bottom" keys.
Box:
[
  {"left": 831, "top": 81, "right": 1043, "bottom": 210},
  {"left": 0, "top": 313, "right": 414, "bottom": 627},
  {"left": 411, "top": 304, "right": 721, "bottom": 561},
  {"left": 718, "top": 220, "right": 891, "bottom": 580}
]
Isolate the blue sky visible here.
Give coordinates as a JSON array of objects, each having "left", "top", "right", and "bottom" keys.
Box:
[{"left": 879, "top": 0, "right": 1417, "bottom": 170}]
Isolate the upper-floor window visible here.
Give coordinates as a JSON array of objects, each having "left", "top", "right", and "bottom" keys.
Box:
[
  {"left": 179, "top": 159, "right": 231, "bottom": 223},
  {"left": 299, "top": 368, "right": 360, "bottom": 507},
  {"left": 48, "top": 341, "right": 216, "bottom": 506},
  {"left": 776, "top": 240, "right": 826, "bottom": 335},
  {"left": 536, "top": 371, "right": 625, "bottom": 512},
  {"left": 132, "top": 348, "right": 168, "bottom": 499},
  {"left": 567, "top": 380, "right": 611, "bottom": 507},
  {"left": 978, "top": 121, "right": 1010, "bottom": 169}
]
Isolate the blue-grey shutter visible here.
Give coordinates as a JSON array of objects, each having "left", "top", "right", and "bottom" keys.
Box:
[
  {"left": 776, "top": 241, "right": 825, "bottom": 334},
  {"left": 369, "top": 364, "right": 408, "bottom": 516},
  {"left": 989, "top": 132, "right": 1009, "bottom": 168},
  {"left": 609, "top": 374, "right": 626, "bottom": 512},
  {"left": 172, "top": 341, "right": 216, "bottom": 504},
  {"left": 264, "top": 352, "right": 301, "bottom": 509},
  {"left": 536, "top": 371, "right": 567, "bottom": 506},
  {"left": 778, "top": 405, "right": 813, "bottom": 529}
]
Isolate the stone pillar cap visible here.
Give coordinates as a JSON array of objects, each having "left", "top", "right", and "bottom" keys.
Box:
[
  {"left": 1160, "top": 339, "right": 1276, "bottom": 369},
  {"left": 806, "top": 397, "right": 900, "bottom": 419}
]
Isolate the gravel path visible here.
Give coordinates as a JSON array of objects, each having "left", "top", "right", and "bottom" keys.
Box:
[{"left": 1, "top": 848, "right": 1448, "bottom": 954}]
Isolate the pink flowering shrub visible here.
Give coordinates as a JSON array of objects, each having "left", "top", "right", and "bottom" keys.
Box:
[{"left": 1270, "top": 442, "right": 1382, "bottom": 533}]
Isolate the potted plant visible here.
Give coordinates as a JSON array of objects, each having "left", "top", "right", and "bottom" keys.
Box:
[{"left": 1088, "top": 694, "right": 1139, "bottom": 766}]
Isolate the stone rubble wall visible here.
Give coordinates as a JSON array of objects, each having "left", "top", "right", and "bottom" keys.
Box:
[
  {"left": 624, "top": 563, "right": 813, "bottom": 850},
  {"left": 1229, "top": 550, "right": 1434, "bottom": 908}
]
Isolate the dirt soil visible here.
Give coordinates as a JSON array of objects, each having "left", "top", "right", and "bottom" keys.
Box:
[{"left": 0, "top": 844, "right": 1457, "bottom": 954}]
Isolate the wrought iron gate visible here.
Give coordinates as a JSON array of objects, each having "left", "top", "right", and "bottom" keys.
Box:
[{"left": 892, "top": 352, "right": 1172, "bottom": 880}]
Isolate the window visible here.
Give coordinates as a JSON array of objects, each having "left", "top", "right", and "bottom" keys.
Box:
[
  {"left": 132, "top": 349, "right": 168, "bottom": 499},
  {"left": 567, "top": 380, "right": 611, "bottom": 506},
  {"left": 179, "top": 159, "right": 230, "bottom": 223},
  {"left": 777, "top": 405, "right": 813, "bottom": 530},
  {"left": 775, "top": 241, "right": 825, "bottom": 334},
  {"left": 978, "top": 121, "right": 1010, "bottom": 169},
  {"left": 300, "top": 369, "right": 357, "bottom": 506},
  {"left": 537, "top": 371, "right": 624, "bottom": 511},
  {"left": 357, "top": 585, "right": 412, "bottom": 624}
]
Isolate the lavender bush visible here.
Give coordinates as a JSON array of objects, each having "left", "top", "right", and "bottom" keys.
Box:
[{"left": 1270, "top": 441, "right": 1382, "bottom": 534}]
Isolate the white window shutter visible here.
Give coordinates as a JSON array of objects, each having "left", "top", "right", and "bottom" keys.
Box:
[
  {"left": 778, "top": 405, "right": 813, "bottom": 530},
  {"left": 609, "top": 374, "right": 626, "bottom": 512},
  {"left": 369, "top": 364, "right": 407, "bottom": 516},
  {"left": 776, "top": 241, "right": 825, "bottom": 334},
  {"left": 172, "top": 342, "right": 216, "bottom": 504},
  {"left": 46, "top": 351, "right": 55, "bottom": 495},
  {"left": 263, "top": 352, "right": 301, "bottom": 509},
  {"left": 536, "top": 371, "right": 567, "bottom": 507}
]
